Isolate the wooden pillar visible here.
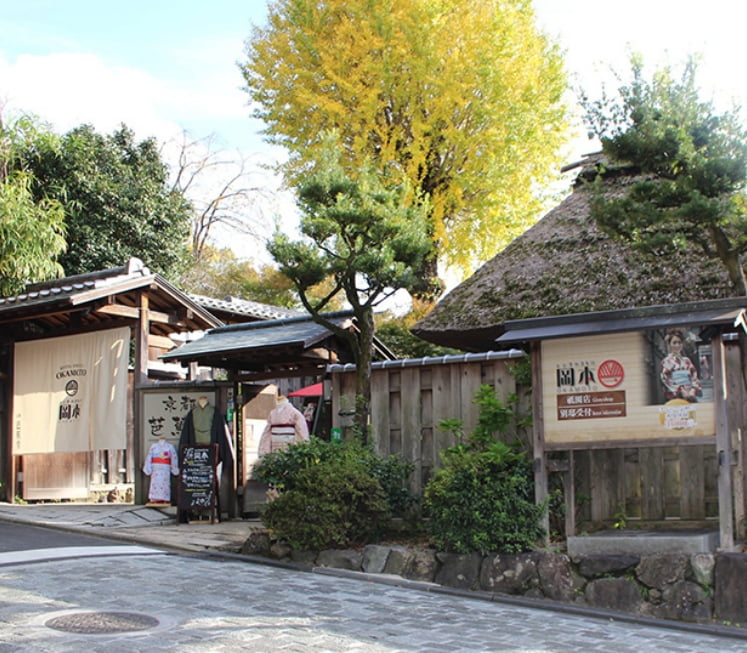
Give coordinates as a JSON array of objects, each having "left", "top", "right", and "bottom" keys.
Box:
[
  {"left": 133, "top": 293, "right": 149, "bottom": 505},
  {"left": 233, "top": 380, "right": 243, "bottom": 497},
  {"left": 402, "top": 367, "right": 422, "bottom": 495},
  {"left": 4, "top": 344, "right": 15, "bottom": 503},
  {"left": 565, "top": 450, "right": 576, "bottom": 537},
  {"left": 531, "top": 341, "right": 549, "bottom": 543},
  {"left": 714, "top": 334, "right": 735, "bottom": 550},
  {"left": 546, "top": 451, "right": 576, "bottom": 537},
  {"left": 225, "top": 380, "right": 239, "bottom": 519},
  {"left": 134, "top": 293, "right": 149, "bottom": 386},
  {"left": 726, "top": 337, "right": 746, "bottom": 541}
]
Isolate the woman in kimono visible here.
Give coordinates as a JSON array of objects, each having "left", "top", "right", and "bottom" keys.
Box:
[{"left": 660, "top": 330, "right": 702, "bottom": 403}]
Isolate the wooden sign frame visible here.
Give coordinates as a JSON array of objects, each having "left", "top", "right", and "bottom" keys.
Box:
[{"left": 177, "top": 443, "right": 219, "bottom": 524}]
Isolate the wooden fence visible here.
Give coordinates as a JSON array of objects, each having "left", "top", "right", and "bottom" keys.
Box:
[
  {"left": 546, "top": 338, "right": 746, "bottom": 539},
  {"left": 548, "top": 444, "right": 719, "bottom": 534},
  {"left": 329, "top": 346, "right": 747, "bottom": 539},
  {"left": 330, "top": 351, "right": 526, "bottom": 494}
]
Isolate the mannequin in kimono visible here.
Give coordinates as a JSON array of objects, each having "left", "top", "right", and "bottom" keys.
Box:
[
  {"left": 178, "top": 396, "right": 234, "bottom": 522},
  {"left": 258, "top": 395, "right": 310, "bottom": 457},
  {"left": 178, "top": 396, "right": 231, "bottom": 464},
  {"left": 143, "top": 436, "right": 179, "bottom": 504}
]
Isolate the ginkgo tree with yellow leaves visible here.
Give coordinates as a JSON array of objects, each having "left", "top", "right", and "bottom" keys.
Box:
[{"left": 242, "top": 0, "right": 568, "bottom": 294}]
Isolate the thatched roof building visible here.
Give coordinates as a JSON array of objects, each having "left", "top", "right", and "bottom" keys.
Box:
[{"left": 412, "top": 155, "right": 738, "bottom": 352}]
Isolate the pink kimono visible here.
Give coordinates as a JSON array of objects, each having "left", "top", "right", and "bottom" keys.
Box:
[
  {"left": 143, "top": 439, "right": 179, "bottom": 502},
  {"left": 258, "top": 399, "right": 310, "bottom": 457}
]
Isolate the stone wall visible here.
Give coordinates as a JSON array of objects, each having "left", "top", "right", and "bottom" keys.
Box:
[{"left": 242, "top": 532, "right": 747, "bottom": 627}]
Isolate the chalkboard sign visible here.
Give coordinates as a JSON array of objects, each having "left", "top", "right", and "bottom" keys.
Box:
[{"left": 178, "top": 444, "right": 219, "bottom": 522}]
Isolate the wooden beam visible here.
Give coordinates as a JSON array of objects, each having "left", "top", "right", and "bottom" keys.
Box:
[
  {"left": 303, "top": 347, "right": 338, "bottom": 362},
  {"left": 0, "top": 303, "right": 76, "bottom": 324},
  {"left": 545, "top": 435, "right": 716, "bottom": 451},
  {"left": 9, "top": 319, "right": 135, "bottom": 343},
  {"left": 233, "top": 365, "right": 329, "bottom": 382},
  {"left": 94, "top": 303, "right": 183, "bottom": 326},
  {"left": 93, "top": 304, "right": 138, "bottom": 319},
  {"left": 148, "top": 334, "right": 176, "bottom": 350}
]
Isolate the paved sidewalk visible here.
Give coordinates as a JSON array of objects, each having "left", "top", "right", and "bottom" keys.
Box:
[{"left": 0, "top": 502, "right": 258, "bottom": 553}]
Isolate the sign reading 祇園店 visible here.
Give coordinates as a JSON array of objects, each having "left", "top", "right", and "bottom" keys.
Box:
[{"left": 541, "top": 330, "right": 715, "bottom": 445}]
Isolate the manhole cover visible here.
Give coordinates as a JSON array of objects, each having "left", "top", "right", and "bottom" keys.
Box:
[{"left": 45, "top": 611, "right": 159, "bottom": 634}]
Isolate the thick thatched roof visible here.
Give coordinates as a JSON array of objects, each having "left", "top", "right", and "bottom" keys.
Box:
[{"left": 412, "top": 156, "right": 738, "bottom": 351}]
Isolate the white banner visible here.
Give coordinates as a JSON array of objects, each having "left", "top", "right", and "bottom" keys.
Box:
[{"left": 13, "top": 327, "right": 130, "bottom": 454}]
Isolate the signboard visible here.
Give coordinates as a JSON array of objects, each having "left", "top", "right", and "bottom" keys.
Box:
[
  {"left": 542, "top": 329, "right": 715, "bottom": 445},
  {"left": 178, "top": 444, "right": 219, "bottom": 519},
  {"left": 141, "top": 391, "right": 216, "bottom": 448}
]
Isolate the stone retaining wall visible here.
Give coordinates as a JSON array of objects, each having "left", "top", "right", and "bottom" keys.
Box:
[{"left": 241, "top": 532, "right": 747, "bottom": 627}]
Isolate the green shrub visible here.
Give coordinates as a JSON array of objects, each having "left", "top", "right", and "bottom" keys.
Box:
[
  {"left": 252, "top": 436, "right": 417, "bottom": 518},
  {"left": 251, "top": 436, "right": 335, "bottom": 491},
  {"left": 424, "top": 385, "right": 545, "bottom": 554},
  {"left": 424, "top": 443, "right": 544, "bottom": 553},
  {"left": 261, "top": 456, "right": 390, "bottom": 549},
  {"left": 363, "top": 452, "right": 418, "bottom": 517}
]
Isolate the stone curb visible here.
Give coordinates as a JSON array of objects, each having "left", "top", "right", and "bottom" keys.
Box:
[
  {"left": 202, "top": 549, "right": 315, "bottom": 573},
  {"left": 0, "top": 512, "right": 228, "bottom": 555}
]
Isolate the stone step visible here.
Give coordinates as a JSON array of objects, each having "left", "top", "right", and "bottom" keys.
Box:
[{"left": 567, "top": 529, "right": 720, "bottom": 556}]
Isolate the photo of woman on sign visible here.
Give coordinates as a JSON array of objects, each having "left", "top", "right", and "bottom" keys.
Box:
[{"left": 659, "top": 329, "right": 702, "bottom": 403}]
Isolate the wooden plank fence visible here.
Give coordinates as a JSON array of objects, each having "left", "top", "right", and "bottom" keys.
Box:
[
  {"left": 330, "top": 352, "right": 526, "bottom": 493},
  {"left": 329, "top": 345, "right": 747, "bottom": 538},
  {"left": 565, "top": 444, "right": 719, "bottom": 527}
]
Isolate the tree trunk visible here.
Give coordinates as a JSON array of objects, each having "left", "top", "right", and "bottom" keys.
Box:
[
  {"left": 710, "top": 224, "right": 747, "bottom": 295},
  {"left": 353, "top": 307, "right": 375, "bottom": 443},
  {"left": 410, "top": 250, "right": 444, "bottom": 302}
]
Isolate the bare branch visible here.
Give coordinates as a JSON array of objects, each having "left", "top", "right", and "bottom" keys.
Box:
[{"left": 163, "top": 129, "right": 278, "bottom": 260}]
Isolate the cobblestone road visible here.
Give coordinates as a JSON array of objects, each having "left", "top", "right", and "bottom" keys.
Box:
[{"left": 1, "top": 552, "right": 746, "bottom": 652}]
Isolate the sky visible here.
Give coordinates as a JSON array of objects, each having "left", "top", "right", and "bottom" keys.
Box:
[
  {"left": 0, "top": 0, "right": 266, "bottom": 152},
  {"left": 534, "top": 0, "right": 747, "bottom": 153},
  {"left": 2, "top": 0, "right": 747, "bottom": 260}
]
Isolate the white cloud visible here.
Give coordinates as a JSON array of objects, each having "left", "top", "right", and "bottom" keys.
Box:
[
  {"left": 0, "top": 48, "right": 297, "bottom": 265},
  {"left": 0, "top": 52, "right": 181, "bottom": 142},
  {"left": 534, "top": 0, "right": 747, "bottom": 110}
]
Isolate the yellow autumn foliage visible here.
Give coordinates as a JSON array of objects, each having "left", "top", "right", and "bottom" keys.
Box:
[{"left": 242, "top": 0, "right": 568, "bottom": 275}]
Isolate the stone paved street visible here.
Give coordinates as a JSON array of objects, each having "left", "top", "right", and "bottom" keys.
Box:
[{"left": 1, "top": 551, "right": 746, "bottom": 652}]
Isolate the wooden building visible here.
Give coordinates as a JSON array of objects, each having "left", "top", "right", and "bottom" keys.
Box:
[
  {"left": 0, "top": 258, "right": 221, "bottom": 502},
  {"left": 159, "top": 310, "right": 396, "bottom": 492},
  {"left": 412, "top": 154, "right": 747, "bottom": 548}
]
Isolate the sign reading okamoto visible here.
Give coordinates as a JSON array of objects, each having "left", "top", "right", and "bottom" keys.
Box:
[
  {"left": 13, "top": 327, "right": 130, "bottom": 454},
  {"left": 542, "top": 330, "right": 715, "bottom": 445}
]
